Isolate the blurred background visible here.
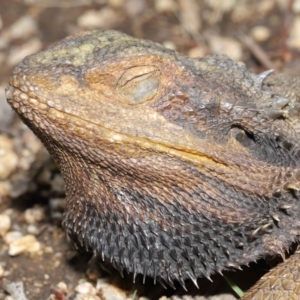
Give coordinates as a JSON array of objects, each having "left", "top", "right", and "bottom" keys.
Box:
[{"left": 0, "top": 0, "right": 299, "bottom": 299}]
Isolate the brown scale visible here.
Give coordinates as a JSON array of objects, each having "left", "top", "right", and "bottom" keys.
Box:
[{"left": 6, "top": 30, "right": 300, "bottom": 298}]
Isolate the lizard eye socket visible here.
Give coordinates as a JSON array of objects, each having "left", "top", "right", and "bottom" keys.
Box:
[{"left": 117, "top": 66, "right": 160, "bottom": 104}]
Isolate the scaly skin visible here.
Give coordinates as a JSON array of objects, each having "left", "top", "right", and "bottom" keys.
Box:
[{"left": 6, "top": 30, "right": 300, "bottom": 298}]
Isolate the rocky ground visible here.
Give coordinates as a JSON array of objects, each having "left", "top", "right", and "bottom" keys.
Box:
[{"left": 1, "top": 0, "right": 300, "bottom": 299}]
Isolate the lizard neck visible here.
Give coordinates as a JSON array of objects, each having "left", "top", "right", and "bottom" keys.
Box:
[{"left": 53, "top": 132, "right": 300, "bottom": 285}]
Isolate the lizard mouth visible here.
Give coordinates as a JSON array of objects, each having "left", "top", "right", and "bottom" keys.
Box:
[
  {"left": 44, "top": 102, "right": 226, "bottom": 168},
  {"left": 22, "top": 94, "right": 288, "bottom": 201},
  {"left": 6, "top": 79, "right": 227, "bottom": 167},
  {"left": 6, "top": 82, "right": 292, "bottom": 197}
]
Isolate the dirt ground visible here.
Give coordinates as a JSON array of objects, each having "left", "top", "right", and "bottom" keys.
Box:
[{"left": 1, "top": 0, "right": 300, "bottom": 299}]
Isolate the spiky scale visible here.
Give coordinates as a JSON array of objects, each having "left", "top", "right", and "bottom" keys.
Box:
[
  {"left": 132, "top": 260, "right": 138, "bottom": 283},
  {"left": 177, "top": 261, "right": 183, "bottom": 277},
  {"left": 142, "top": 262, "right": 149, "bottom": 284},
  {"left": 176, "top": 275, "right": 187, "bottom": 291},
  {"left": 278, "top": 204, "right": 292, "bottom": 211},
  {"left": 272, "top": 214, "right": 280, "bottom": 223},
  {"left": 186, "top": 271, "right": 199, "bottom": 288}
]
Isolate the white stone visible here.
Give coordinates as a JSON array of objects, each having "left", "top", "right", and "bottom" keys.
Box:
[
  {"left": 57, "top": 282, "right": 68, "bottom": 294},
  {"left": 96, "top": 279, "right": 127, "bottom": 300},
  {"left": 75, "top": 294, "right": 100, "bottom": 300},
  {"left": 124, "top": 0, "right": 146, "bottom": 16},
  {"left": 77, "top": 8, "right": 118, "bottom": 29},
  {"left": 8, "top": 235, "right": 41, "bottom": 256},
  {"left": 75, "top": 281, "right": 96, "bottom": 295},
  {"left": 162, "top": 40, "right": 176, "bottom": 50},
  {"left": 8, "top": 38, "right": 42, "bottom": 66},
  {"left": 0, "top": 265, "right": 4, "bottom": 278},
  {"left": 0, "top": 214, "right": 11, "bottom": 236},
  {"left": 0, "top": 136, "right": 18, "bottom": 180},
  {"left": 188, "top": 46, "right": 208, "bottom": 58},
  {"left": 108, "top": 0, "right": 123, "bottom": 8},
  {"left": 3, "top": 231, "right": 23, "bottom": 245},
  {"left": 293, "top": 0, "right": 300, "bottom": 13},
  {"left": 3, "top": 16, "right": 37, "bottom": 40},
  {"left": 24, "top": 206, "right": 45, "bottom": 224},
  {"left": 204, "top": 0, "right": 236, "bottom": 11},
  {"left": 2, "top": 280, "right": 28, "bottom": 300},
  {"left": 288, "top": 16, "right": 300, "bottom": 49},
  {"left": 0, "top": 182, "right": 10, "bottom": 199},
  {"left": 209, "top": 36, "right": 243, "bottom": 61},
  {"left": 178, "top": 0, "right": 201, "bottom": 33},
  {"left": 26, "top": 224, "right": 39, "bottom": 235},
  {"left": 155, "top": 0, "right": 176, "bottom": 13},
  {"left": 250, "top": 26, "right": 271, "bottom": 43}
]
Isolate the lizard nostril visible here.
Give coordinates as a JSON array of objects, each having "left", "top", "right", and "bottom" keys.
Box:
[
  {"left": 282, "top": 140, "right": 293, "bottom": 151},
  {"left": 275, "top": 135, "right": 294, "bottom": 152}
]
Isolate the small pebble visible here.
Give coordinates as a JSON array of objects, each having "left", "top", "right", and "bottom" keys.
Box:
[
  {"left": 50, "top": 175, "right": 65, "bottom": 193},
  {"left": 3, "top": 15, "right": 37, "bottom": 41},
  {"left": 8, "top": 37, "right": 42, "bottom": 66},
  {"left": 96, "top": 279, "right": 128, "bottom": 300},
  {"left": 8, "top": 234, "right": 41, "bottom": 256},
  {"left": 26, "top": 224, "right": 39, "bottom": 235},
  {"left": 3, "top": 231, "right": 23, "bottom": 245},
  {"left": 188, "top": 46, "right": 208, "bottom": 58},
  {"left": 57, "top": 282, "right": 69, "bottom": 294},
  {"left": 162, "top": 40, "right": 176, "bottom": 50},
  {"left": 0, "top": 86, "right": 15, "bottom": 128},
  {"left": 250, "top": 25, "right": 271, "bottom": 42},
  {"left": 49, "top": 198, "right": 66, "bottom": 211},
  {"left": 2, "top": 279, "right": 28, "bottom": 300},
  {"left": 124, "top": 0, "right": 147, "bottom": 16},
  {"left": 77, "top": 8, "right": 119, "bottom": 29},
  {"left": 0, "top": 214, "right": 11, "bottom": 236},
  {"left": 0, "top": 182, "right": 10, "bottom": 199},
  {"left": 0, "top": 135, "right": 18, "bottom": 180},
  {"left": 209, "top": 36, "right": 243, "bottom": 61},
  {"left": 0, "top": 265, "right": 4, "bottom": 278},
  {"left": 0, "top": 37, "right": 8, "bottom": 50},
  {"left": 179, "top": 0, "right": 201, "bottom": 33},
  {"left": 75, "top": 294, "right": 100, "bottom": 300},
  {"left": 205, "top": 0, "right": 236, "bottom": 12},
  {"left": 155, "top": 0, "right": 176, "bottom": 13},
  {"left": 288, "top": 16, "right": 300, "bottom": 50},
  {"left": 24, "top": 206, "right": 45, "bottom": 224},
  {"left": 108, "top": 0, "right": 123, "bottom": 9},
  {"left": 44, "top": 246, "right": 53, "bottom": 254},
  {"left": 75, "top": 281, "right": 96, "bottom": 295},
  {"left": 231, "top": 3, "right": 252, "bottom": 23},
  {"left": 293, "top": 0, "right": 300, "bottom": 13}
]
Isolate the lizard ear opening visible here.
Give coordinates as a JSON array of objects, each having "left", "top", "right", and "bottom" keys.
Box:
[{"left": 117, "top": 66, "right": 160, "bottom": 104}]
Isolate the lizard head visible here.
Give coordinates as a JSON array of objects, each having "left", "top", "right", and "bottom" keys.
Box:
[{"left": 6, "top": 30, "right": 300, "bottom": 287}]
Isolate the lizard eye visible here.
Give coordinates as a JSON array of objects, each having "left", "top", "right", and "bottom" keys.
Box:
[{"left": 117, "top": 66, "right": 160, "bottom": 104}]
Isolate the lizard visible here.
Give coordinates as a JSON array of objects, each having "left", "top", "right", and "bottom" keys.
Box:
[{"left": 5, "top": 30, "right": 300, "bottom": 299}]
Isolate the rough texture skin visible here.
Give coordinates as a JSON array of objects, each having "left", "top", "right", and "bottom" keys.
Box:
[
  {"left": 242, "top": 252, "right": 300, "bottom": 300},
  {"left": 6, "top": 30, "right": 300, "bottom": 298}
]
